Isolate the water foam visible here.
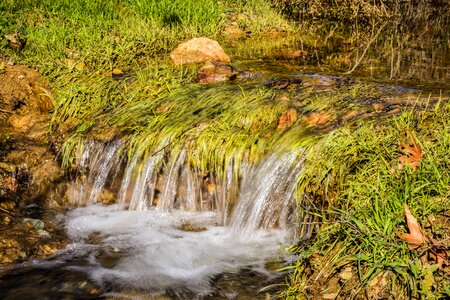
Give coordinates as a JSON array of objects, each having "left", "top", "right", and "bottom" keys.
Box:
[{"left": 65, "top": 205, "right": 287, "bottom": 295}]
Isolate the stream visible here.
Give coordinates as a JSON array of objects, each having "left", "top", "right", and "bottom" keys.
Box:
[
  {"left": 0, "top": 145, "right": 303, "bottom": 299},
  {"left": 0, "top": 11, "right": 449, "bottom": 299}
]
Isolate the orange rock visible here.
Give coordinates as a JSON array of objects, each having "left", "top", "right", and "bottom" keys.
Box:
[{"left": 170, "top": 37, "right": 230, "bottom": 66}]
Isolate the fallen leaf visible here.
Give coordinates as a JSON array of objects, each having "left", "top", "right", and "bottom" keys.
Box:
[
  {"left": 5, "top": 176, "right": 17, "bottom": 192},
  {"left": 397, "top": 204, "right": 428, "bottom": 250},
  {"left": 398, "top": 132, "right": 422, "bottom": 170},
  {"left": 112, "top": 68, "right": 123, "bottom": 75},
  {"left": 3, "top": 32, "right": 26, "bottom": 51},
  {"left": 428, "top": 237, "right": 449, "bottom": 270},
  {"left": 397, "top": 204, "right": 449, "bottom": 269},
  {"left": 277, "top": 108, "right": 298, "bottom": 129},
  {"left": 106, "top": 68, "right": 125, "bottom": 79},
  {"left": 307, "top": 112, "right": 331, "bottom": 126}
]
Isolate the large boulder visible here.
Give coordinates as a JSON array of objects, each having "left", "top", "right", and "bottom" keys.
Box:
[{"left": 170, "top": 37, "right": 230, "bottom": 66}]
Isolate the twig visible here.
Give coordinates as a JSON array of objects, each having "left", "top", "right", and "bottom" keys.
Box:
[
  {"left": 0, "top": 206, "right": 16, "bottom": 215},
  {"left": 0, "top": 108, "right": 13, "bottom": 114},
  {"left": 345, "top": 21, "right": 387, "bottom": 74}
]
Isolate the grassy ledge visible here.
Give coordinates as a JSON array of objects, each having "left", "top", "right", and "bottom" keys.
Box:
[{"left": 283, "top": 101, "right": 450, "bottom": 299}]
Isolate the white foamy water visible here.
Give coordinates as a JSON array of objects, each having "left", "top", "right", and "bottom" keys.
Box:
[{"left": 64, "top": 205, "right": 288, "bottom": 295}]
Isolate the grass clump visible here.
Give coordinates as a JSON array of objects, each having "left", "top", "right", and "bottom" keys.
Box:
[
  {"left": 0, "top": 0, "right": 294, "bottom": 175},
  {"left": 284, "top": 102, "right": 450, "bottom": 298}
]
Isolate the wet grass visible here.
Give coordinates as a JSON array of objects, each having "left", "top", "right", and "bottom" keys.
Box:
[
  {"left": 0, "top": 0, "right": 292, "bottom": 174},
  {"left": 284, "top": 100, "right": 450, "bottom": 298}
]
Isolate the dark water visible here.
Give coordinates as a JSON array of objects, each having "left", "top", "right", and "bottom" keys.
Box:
[{"left": 0, "top": 244, "right": 286, "bottom": 300}]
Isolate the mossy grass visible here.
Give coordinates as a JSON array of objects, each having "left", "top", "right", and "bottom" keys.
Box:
[{"left": 283, "top": 100, "right": 450, "bottom": 298}]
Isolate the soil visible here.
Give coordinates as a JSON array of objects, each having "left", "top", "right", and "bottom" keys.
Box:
[{"left": 0, "top": 55, "right": 68, "bottom": 266}]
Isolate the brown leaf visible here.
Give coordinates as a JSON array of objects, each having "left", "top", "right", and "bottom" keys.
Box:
[
  {"left": 277, "top": 108, "right": 298, "bottom": 129},
  {"left": 397, "top": 204, "right": 449, "bottom": 269},
  {"left": 5, "top": 176, "right": 17, "bottom": 192},
  {"left": 397, "top": 204, "right": 428, "bottom": 250},
  {"left": 398, "top": 132, "right": 422, "bottom": 170},
  {"left": 307, "top": 112, "right": 331, "bottom": 126},
  {"left": 429, "top": 238, "right": 449, "bottom": 269}
]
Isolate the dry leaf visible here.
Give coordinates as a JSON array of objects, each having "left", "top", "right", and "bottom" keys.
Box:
[
  {"left": 277, "top": 109, "right": 298, "bottom": 129},
  {"left": 397, "top": 204, "right": 428, "bottom": 250},
  {"left": 428, "top": 237, "right": 449, "bottom": 269},
  {"left": 307, "top": 112, "right": 331, "bottom": 126},
  {"left": 397, "top": 204, "right": 449, "bottom": 269},
  {"left": 5, "top": 176, "right": 17, "bottom": 192},
  {"left": 398, "top": 132, "right": 422, "bottom": 170}
]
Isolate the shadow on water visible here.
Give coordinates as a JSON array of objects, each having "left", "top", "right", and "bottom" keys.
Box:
[{"left": 0, "top": 247, "right": 287, "bottom": 300}]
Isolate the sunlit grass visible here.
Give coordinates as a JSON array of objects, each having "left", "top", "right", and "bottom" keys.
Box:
[{"left": 284, "top": 100, "right": 450, "bottom": 298}]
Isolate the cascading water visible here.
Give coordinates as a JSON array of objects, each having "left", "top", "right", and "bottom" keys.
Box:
[
  {"left": 229, "top": 151, "right": 304, "bottom": 234},
  {"left": 70, "top": 141, "right": 303, "bottom": 229},
  {"left": 9, "top": 141, "right": 305, "bottom": 298}
]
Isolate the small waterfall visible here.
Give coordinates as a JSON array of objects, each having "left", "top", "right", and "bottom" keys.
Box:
[
  {"left": 159, "top": 149, "right": 186, "bottom": 209},
  {"left": 69, "top": 140, "right": 304, "bottom": 231},
  {"left": 60, "top": 142, "right": 305, "bottom": 296},
  {"left": 229, "top": 150, "right": 304, "bottom": 234},
  {"left": 117, "top": 151, "right": 163, "bottom": 210},
  {"left": 70, "top": 141, "right": 122, "bottom": 205}
]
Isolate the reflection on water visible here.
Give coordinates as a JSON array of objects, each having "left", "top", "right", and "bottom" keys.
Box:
[{"left": 228, "top": 5, "right": 449, "bottom": 91}]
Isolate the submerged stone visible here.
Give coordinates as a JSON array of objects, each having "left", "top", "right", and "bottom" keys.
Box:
[
  {"left": 170, "top": 37, "right": 230, "bottom": 66},
  {"left": 196, "top": 61, "right": 237, "bottom": 83}
]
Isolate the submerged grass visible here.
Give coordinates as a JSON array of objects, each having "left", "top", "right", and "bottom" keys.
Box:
[{"left": 284, "top": 100, "right": 450, "bottom": 298}]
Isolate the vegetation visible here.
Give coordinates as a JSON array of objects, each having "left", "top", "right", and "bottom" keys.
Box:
[
  {"left": 0, "top": 0, "right": 292, "bottom": 174},
  {"left": 1, "top": 0, "right": 449, "bottom": 298},
  {"left": 283, "top": 102, "right": 450, "bottom": 298}
]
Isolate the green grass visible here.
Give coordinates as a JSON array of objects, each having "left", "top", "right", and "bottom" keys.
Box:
[
  {"left": 283, "top": 101, "right": 450, "bottom": 298},
  {"left": 0, "top": 0, "right": 293, "bottom": 175}
]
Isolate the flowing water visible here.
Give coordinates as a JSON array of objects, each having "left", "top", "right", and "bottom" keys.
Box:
[{"left": 0, "top": 141, "right": 305, "bottom": 299}]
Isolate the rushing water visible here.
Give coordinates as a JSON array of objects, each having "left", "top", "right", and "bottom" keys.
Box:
[{"left": 1, "top": 142, "right": 304, "bottom": 299}]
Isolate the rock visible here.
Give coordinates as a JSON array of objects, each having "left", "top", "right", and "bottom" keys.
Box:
[
  {"left": 196, "top": 62, "right": 236, "bottom": 83},
  {"left": 170, "top": 37, "right": 230, "bottom": 66}
]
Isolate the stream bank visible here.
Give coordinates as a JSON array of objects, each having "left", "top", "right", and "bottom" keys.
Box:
[{"left": 0, "top": 57, "right": 68, "bottom": 265}]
